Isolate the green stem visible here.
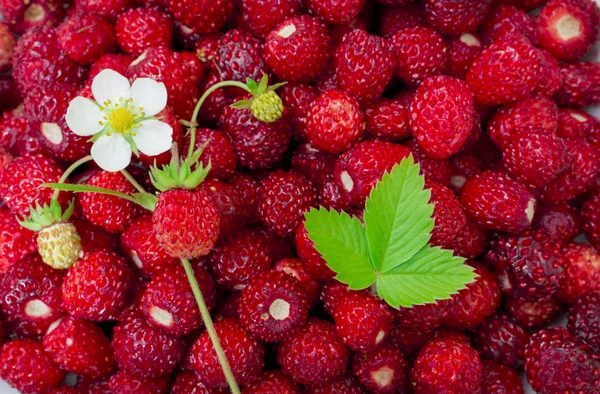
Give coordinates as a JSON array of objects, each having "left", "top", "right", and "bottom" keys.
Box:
[
  {"left": 186, "top": 80, "right": 250, "bottom": 161},
  {"left": 120, "top": 169, "right": 147, "bottom": 194},
  {"left": 181, "top": 259, "right": 241, "bottom": 394},
  {"left": 52, "top": 155, "right": 93, "bottom": 200}
]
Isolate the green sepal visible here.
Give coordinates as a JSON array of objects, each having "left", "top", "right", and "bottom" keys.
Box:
[
  {"left": 132, "top": 192, "right": 158, "bottom": 212},
  {"left": 230, "top": 99, "right": 253, "bottom": 109},
  {"left": 267, "top": 82, "right": 288, "bottom": 92},
  {"left": 246, "top": 78, "right": 259, "bottom": 95},
  {"left": 149, "top": 144, "right": 211, "bottom": 192},
  {"left": 122, "top": 133, "right": 139, "bottom": 156},
  {"left": 257, "top": 73, "right": 269, "bottom": 94},
  {"left": 18, "top": 199, "right": 75, "bottom": 232}
]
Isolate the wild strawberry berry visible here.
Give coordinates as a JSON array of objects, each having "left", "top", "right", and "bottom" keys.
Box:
[
  {"left": 1, "top": 255, "right": 65, "bottom": 336},
  {"left": 536, "top": 48, "right": 563, "bottom": 97},
  {"left": 258, "top": 170, "right": 317, "bottom": 237},
  {"left": 0, "top": 23, "right": 15, "bottom": 73},
  {"left": 305, "top": 90, "right": 364, "bottom": 154},
  {"left": 295, "top": 222, "right": 335, "bottom": 280},
  {"left": 305, "top": 374, "right": 368, "bottom": 394},
  {"left": 291, "top": 143, "right": 336, "bottom": 186},
  {"left": 197, "top": 72, "right": 233, "bottom": 128},
  {"left": 242, "top": 370, "right": 301, "bottom": 394},
  {"left": 108, "top": 371, "right": 170, "bottom": 394},
  {"left": 541, "top": 140, "right": 600, "bottom": 204},
  {"left": 467, "top": 33, "right": 542, "bottom": 107},
  {"left": 555, "top": 243, "right": 600, "bottom": 305},
  {"left": 497, "top": 0, "right": 547, "bottom": 11},
  {"left": 556, "top": 108, "right": 600, "bottom": 142},
  {"left": 211, "top": 227, "right": 272, "bottom": 289},
  {"left": 554, "top": 61, "right": 600, "bottom": 107},
  {"left": 305, "top": 0, "right": 364, "bottom": 24},
  {"left": 505, "top": 296, "right": 562, "bottom": 330},
  {"left": 152, "top": 189, "right": 220, "bottom": 260},
  {"left": 141, "top": 264, "right": 215, "bottom": 336},
  {"left": 0, "top": 339, "right": 65, "bottom": 393},
  {"left": 171, "top": 370, "right": 226, "bottom": 394},
  {"left": 238, "top": 270, "right": 308, "bottom": 342},
  {"left": 73, "top": 219, "right": 119, "bottom": 254},
  {"left": 444, "top": 262, "right": 502, "bottom": 330},
  {"left": 43, "top": 316, "right": 115, "bottom": 379},
  {"left": 387, "top": 324, "right": 436, "bottom": 358},
  {"left": 525, "top": 327, "right": 600, "bottom": 394},
  {"left": 334, "top": 30, "right": 394, "bottom": 101},
  {"left": 241, "top": 0, "right": 302, "bottom": 39},
  {"left": 34, "top": 220, "right": 82, "bottom": 270},
  {"left": 264, "top": 15, "right": 333, "bottom": 83},
  {"left": 472, "top": 314, "right": 529, "bottom": 370},
  {"left": 364, "top": 98, "right": 410, "bottom": 142},
  {"left": 201, "top": 179, "right": 248, "bottom": 239},
  {"left": 334, "top": 140, "right": 411, "bottom": 207},
  {"left": 446, "top": 33, "right": 482, "bottom": 79},
  {"left": 112, "top": 311, "right": 186, "bottom": 378},
  {"left": 167, "top": 0, "right": 232, "bottom": 34},
  {"left": 277, "top": 318, "right": 349, "bottom": 386},
  {"left": 423, "top": 0, "right": 492, "bottom": 34},
  {"left": 184, "top": 129, "right": 237, "bottom": 180},
  {"left": 486, "top": 95, "right": 558, "bottom": 151},
  {"left": 567, "top": 292, "right": 600, "bottom": 353},
  {"left": 481, "top": 360, "right": 525, "bottom": 394},
  {"left": 77, "top": 0, "right": 132, "bottom": 19},
  {"left": 390, "top": 26, "right": 447, "bottom": 87},
  {"left": 56, "top": 13, "right": 116, "bottom": 65},
  {"left": 62, "top": 251, "right": 131, "bottom": 322},
  {"left": 2, "top": 0, "right": 66, "bottom": 34},
  {"left": 220, "top": 103, "right": 292, "bottom": 170},
  {"left": 351, "top": 344, "right": 408, "bottom": 394},
  {"left": 378, "top": 3, "right": 425, "bottom": 37},
  {"left": 77, "top": 170, "right": 141, "bottom": 234},
  {"left": 448, "top": 220, "right": 488, "bottom": 260},
  {"left": 480, "top": 5, "right": 539, "bottom": 46},
  {"left": 427, "top": 181, "right": 466, "bottom": 248},
  {"left": 187, "top": 317, "right": 265, "bottom": 388},
  {"left": 0, "top": 207, "right": 36, "bottom": 273},
  {"left": 410, "top": 76, "right": 475, "bottom": 160},
  {"left": 393, "top": 297, "right": 454, "bottom": 331},
  {"left": 538, "top": 0, "right": 600, "bottom": 62},
  {"left": 412, "top": 335, "right": 483, "bottom": 394},
  {"left": 115, "top": 7, "right": 173, "bottom": 56},
  {"left": 532, "top": 202, "right": 581, "bottom": 243},
  {"left": 279, "top": 83, "right": 318, "bottom": 141},
  {"left": 273, "top": 258, "right": 320, "bottom": 306},
  {"left": 583, "top": 190, "right": 600, "bottom": 250}
]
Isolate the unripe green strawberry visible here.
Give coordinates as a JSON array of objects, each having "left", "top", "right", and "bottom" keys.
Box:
[{"left": 37, "top": 222, "right": 82, "bottom": 269}]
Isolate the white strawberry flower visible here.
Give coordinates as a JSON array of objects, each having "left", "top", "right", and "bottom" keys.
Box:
[{"left": 65, "top": 69, "right": 173, "bottom": 172}]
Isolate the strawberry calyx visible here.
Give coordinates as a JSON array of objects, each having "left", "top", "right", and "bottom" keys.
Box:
[
  {"left": 18, "top": 199, "right": 75, "bottom": 232},
  {"left": 150, "top": 142, "right": 211, "bottom": 192},
  {"left": 231, "top": 74, "right": 286, "bottom": 123}
]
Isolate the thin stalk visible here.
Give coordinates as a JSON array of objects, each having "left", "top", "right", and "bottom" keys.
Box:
[
  {"left": 120, "top": 169, "right": 147, "bottom": 193},
  {"left": 181, "top": 258, "right": 241, "bottom": 394},
  {"left": 186, "top": 80, "right": 250, "bottom": 161},
  {"left": 52, "top": 155, "right": 93, "bottom": 200}
]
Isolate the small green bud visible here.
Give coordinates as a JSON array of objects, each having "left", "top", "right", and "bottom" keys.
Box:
[{"left": 250, "top": 90, "right": 284, "bottom": 123}]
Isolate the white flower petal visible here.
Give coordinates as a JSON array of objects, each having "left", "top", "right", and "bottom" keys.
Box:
[
  {"left": 130, "top": 78, "right": 168, "bottom": 117},
  {"left": 92, "top": 69, "right": 131, "bottom": 105},
  {"left": 132, "top": 120, "right": 173, "bottom": 156},
  {"left": 91, "top": 133, "right": 132, "bottom": 172},
  {"left": 65, "top": 97, "right": 105, "bottom": 136}
]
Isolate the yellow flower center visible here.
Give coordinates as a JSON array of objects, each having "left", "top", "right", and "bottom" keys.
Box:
[
  {"left": 108, "top": 107, "right": 136, "bottom": 134},
  {"left": 98, "top": 98, "right": 145, "bottom": 136}
]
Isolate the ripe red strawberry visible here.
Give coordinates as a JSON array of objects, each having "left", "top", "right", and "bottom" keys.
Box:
[
  {"left": 228, "top": 173, "right": 261, "bottom": 224},
  {"left": 187, "top": 317, "right": 264, "bottom": 388},
  {"left": 480, "top": 5, "right": 539, "bottom": 46},
  {"left": 43, "top": 316, "right": 115, "bottom": 379},
  {"left": 448, "top": 220, "right": 488, "bottom": 259},
  {"left": 73, "top": 219, "right": 119, "bottom": 254},
  {"left": 541, "top": 140, "right": 600, "bottom": 204},
  {"left": 364, "top": 98, "right": 410, "bottom": 142},
  {"left": 567, "top": 292, "right": 600, "bottom": 354},
  {"left": 555, "top": 243, "right": 600, "bottom": 305},
  {"left": 334, "top": 140, "right": 411, "bottom": 207},
  {"left": 0, "top": 23, "right": 15, "bottom": 72},
  {"left": 461, "top": 171, "right": 536, "bottom": 232},
  {"left": 351, "top": 344, "right": 409, "bottom": 394},
  {"left": 378, "top": 3, "right": 425, "bottom": 38},
  {"left": 0, "top": 339, "right": 65, "bottom": 393},
  {"left": 108, "top": 370, "right": 170, "bottom": 394},
  {"left": 583, "top": 190, "right": 600, "bottom": 250},
  {"left": 220, "top": 103, "right": 292, "bottom": 170},
  {"left": 532, "top": 202, "right": 581, "bottom": 243},
  {"left": 472, "top": 314, "right": 529, "bottom": 370},
  {"left": 538, "top": 0, "right": 600, "bottom": 61},
  {"left": 393, "top": 298, "right": 454, "bottom": 331},
  {"left": 152, "top": 189, "right": 220, "bottom": 259},
  {"left": 115, "top": 7, "right": 173, "bottom": 56},
  {"left": 238, "top": 270, "right": 308, "bottom": 342},
  {"left": 242, "top": 370, "right": 301, "bottom": 394},
  {"left": 0, "top": 154, "right": 64, "bottom": 217},
  {"left": 1, "top": 255, "right": 65, "bottom": 337},
  {"left": 423, "top": 0, "right": 492, "bottom": 34},
  {"left": 446, "top": 33, "right": 482, "bottom": 79},
  {"left": 334, "top": 30, "right": 394, "bottom": 101},
  {"left": 390, "top": 26, "right": 447, "bottom": 87},
  {"left": 277, "top": 318, "right": 349, "bottom": 385},
  {"left": 497, "top": 0, "right": 547, "bottom": 11},
  {"left": 112, "top": 311, "right": 185, "bottom": 378},
  {"left": 184, "top": 129, "right": 237, "bottom": 180},
  {"left": 264, "top": 15, "right": 333, "bottom": 83},
  {"left": 556, "top": 108, "right": 600, "bottom": 142},
  {"left": 333, "top": 290, "right": 394, "bottom": 352},
  {"left": 279, "top": 83, "right": 318, "bottom": 141},
  {"left": 273, "top": 258, "right": 320, "bottom": 306},
  {"left": 56, "top": 13, "right": 116, "bottom": 65},
  {"left": 305, "top": 89, "right": 364, "bottom": 154},
  {"left": 427, "top": 181, "right": 466, "bottom": 248},
  {"left": 62, "top": 251, "right": 132, "bottom": 322},
  {"left": 536, "top": 48, "right": 563, "bottom": 98},
  {"left": 504, "top": 296, "right": 562, "bottom": 330},
  {"left": 412, "top": 335, "right": 483, "bottom": 394},
  {"left": 387, "top": 324, "right": 435, "bottom": 357},
  {"left": 410, "top": 75, "right": 475, "bottom": 160},
  {"left": 481, "top": 360, "right": 525, "bottom": 394},
  {"left": 141, "top": 263, "right": 216, "bottom": 336},
  {"left": 241, "top": 0, "right": 302, "bottom": 38},
  {"left": 554, "top": 61, "right": 600, "bottom": 107},
  {"left": 295, "top": 222, "right": 335, "bottom": 280},
  {"left": 525, "top": 327, "right": 600, "bottom": 394},
  {"left": 306, "top": 0, "right": 364, "bottom": 24},
  {"left": 167, "top": 0, "right": 232, "bottom": 34},
  {"left": 444, "top": 262, "right": 502, "bottom": 330},
  {"left": 201, "top": 179, "right": 248, "bottom": 239},
  {"left": 1, "top": 0, "right": 66, "bottom": 34},
  {"left": 198, "top": 72, "right": 233, "bottom": 128},
  {"left": 467, "top": 33, "right": 542, "bottom": 107},
  {"left": 211, "top": 227, "right": 272, "bottom": 289},
  {"left": 291, "top": 143, "right": 336, "bottom": 186},
  {"left": 258, "top": 170, "right": 317, "bottom": 237},
  {"left": 305, "top": 373, "right": 368, "bottom": 394},
  {"left": 77, "top": 0, "right": 133, "bottom": 19},
  {"left": 0, "top": 207, "right": 36, "bottom": 273},
  {"left": 172, "top": 370, "right": 227, "bottom": 394}
]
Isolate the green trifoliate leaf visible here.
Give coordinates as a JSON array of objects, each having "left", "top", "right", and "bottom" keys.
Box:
[
  {"left": 304, "top": 207, "right": 375, "bottom": 290},
  {"left": 364, "top": 155, "right": 434, "bottom": 273},
  {"left": 376, "top": 246, "right": 476, "bottom": 308}
]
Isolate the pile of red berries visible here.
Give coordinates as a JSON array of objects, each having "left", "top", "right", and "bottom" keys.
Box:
[{"left": 1, "top": 0, "right": 600, "bottom": 393}]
